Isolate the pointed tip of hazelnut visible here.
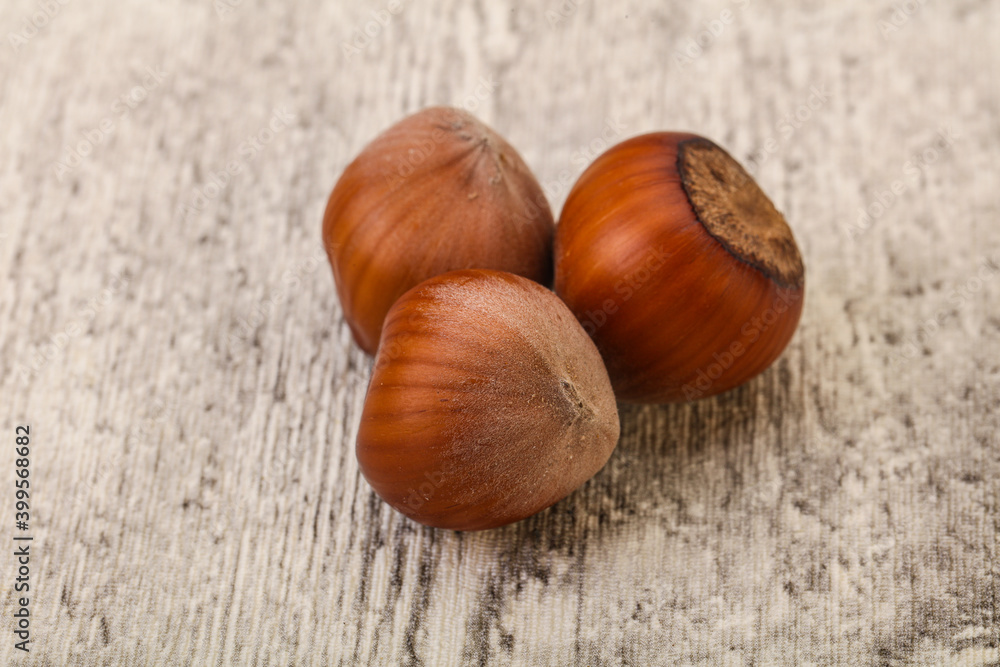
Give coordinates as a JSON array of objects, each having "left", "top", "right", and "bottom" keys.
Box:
[
  {"left": 323, "top": 107, "right": 555, "bottom": 355},
  {"left": 677, "top": 137, "right": 805, "bottom": 289}
]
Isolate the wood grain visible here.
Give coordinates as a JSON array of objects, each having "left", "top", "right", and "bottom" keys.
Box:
[{"left": 0, "top": 0, "right": 997, "bottom": 664}]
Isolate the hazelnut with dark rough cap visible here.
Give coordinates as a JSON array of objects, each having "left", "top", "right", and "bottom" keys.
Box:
[{"left": 554, "top": 132, "right": 805, "bottom": 403}]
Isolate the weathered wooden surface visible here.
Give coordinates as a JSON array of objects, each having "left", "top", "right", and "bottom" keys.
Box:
[{"left": 1, "top": 1, "right": 998, "bottom": 665}]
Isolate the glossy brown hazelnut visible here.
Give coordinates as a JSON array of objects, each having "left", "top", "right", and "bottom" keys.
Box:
[
  {"left": 357, "top": 269, "right": 620, "bottom": 531},
  {"left": 323, "top": 106, "right": 554, "bottom": 355},
  {"left": 554, "top": 132, "right": 805, "bottom": 403}
]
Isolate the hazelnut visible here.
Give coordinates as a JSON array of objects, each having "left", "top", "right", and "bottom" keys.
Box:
[
  {"left": 554, "top": 132, "right": 805, "bottom": 403},
  {"left": 323, "top": 107, "right": 554, "bottom": 354},
  {"left": 357, "top": 269, "right": 620, "bottom": 530}
]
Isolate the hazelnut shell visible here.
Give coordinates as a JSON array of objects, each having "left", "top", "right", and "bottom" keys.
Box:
[
  {"left": 357, "top": 269, "right": 620, "bottom": 531},
  {"left": 323, "top": 107, "right": 555, "bottom": 355},
  {"left": 554, "top": 132, "right": 805, "bottom": 403}
]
